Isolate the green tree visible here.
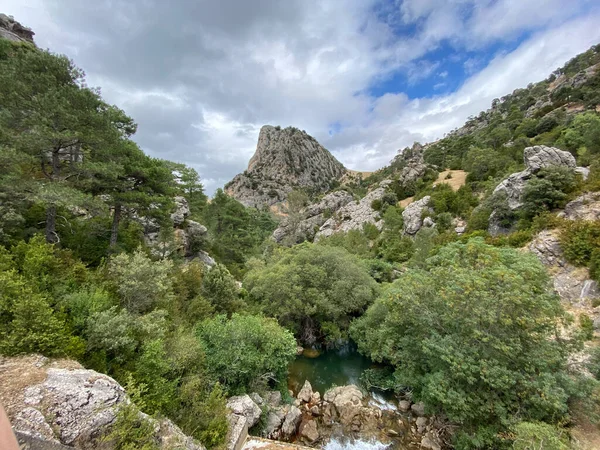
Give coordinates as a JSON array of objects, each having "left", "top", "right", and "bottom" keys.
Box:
[
  {"left": 201, "top": 263, "right": 241, "bottom": 315},
  {"left": 108, "top": 249, "right": 174, "bottom": 314},
  {"left": 351, "top": 239, "right": 574, "bottom": 448},
  {"left": 244, "top": 244, "right": 379, "bottom": 344},
  {"left": 196, "top": 314, "right": 296, "bottom": 393}
]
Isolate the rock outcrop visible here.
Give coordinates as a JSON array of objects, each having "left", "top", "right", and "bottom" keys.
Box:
[
  {"left": 314, "top": 181, "right": 392, "bottom": 241},
  {"left": 226, "top": 126, "right": 346, "bottom": 208},
  {"left": 0, "top": 355, "right": 204, "bottom": 450},
  {"left": 272, "top": 190, "right": 354, "bottom": 244},
  {"left": 402, "top": 196, "right": 433, "bottom": 236},
  {"left": 0, "top": 14, "right": 35, "bottom": 43},
  {"left": 489, "top": 146, "right": 578, "bottom": 234}
]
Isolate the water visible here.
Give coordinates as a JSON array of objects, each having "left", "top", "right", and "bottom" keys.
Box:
[
  {"left": 324, "top": 438, "right": 390, "bottom": 450},
  {"left": 287, "top": 344, "right": 374, "bottom": 394}
]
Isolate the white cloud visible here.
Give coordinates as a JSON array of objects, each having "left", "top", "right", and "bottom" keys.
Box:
[{"left": 2, "top": 0, "right": 598, "bottom": 193}]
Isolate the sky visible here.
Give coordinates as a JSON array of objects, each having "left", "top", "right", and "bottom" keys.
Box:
[{"left": 4, "top": 0, "right": 600, "bottom": 194}]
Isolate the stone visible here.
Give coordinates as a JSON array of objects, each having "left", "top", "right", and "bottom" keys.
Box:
[
  {"left": 563, "top": 192, "right": 600, "bottom": 221},
  {"left": 226, "top": 125, "right": 346, "bottom": 208},
  {"left": 310, "top": 405, "right": 320, "bottom": 416},
  {"left": 197, "top": 250, "right": 216, "bottom": 267},
  {"left": 272, "top": 190, "right": 354, "bottom": 243},
  {"left": 416, "top": 417, "right": 428, "bottom": 434},
  {"left": 323, "top": 385, "right": 364, "bottom": 426},
  {"left": 411, "top": 402, "right": 426, "bottom": 416},
  {"left": 315, "top": 182, "right": 391, "bottom": 240},
  {"left": 575, "top": 166, "right": 590, "bottom": 180},
  {"left": 249, "top": 393, "right": 264, "bottom": 406},
  {"left": 264, "top": 391, "right": 282, "bottom": 408},
  {"left": 297, "top": 380, "right": 313, "bottom": 403},
  {"left": 299, "top": 419, "right": 319, "bottom": 443},
  {"left": 402, "top": 196, "right": 432, "bottom": 235},
  {"left": 171, "top": 196, "right": 190, "bottom": 226},
  {"left": 421, "top": 432, "right": 442, "bottom": 450},
  {"left": 489, "top": 146, "right": 577, "bottom": 234},
  {"left": 0, "top": 14, "right": 35, "bottom": 43},
  {"left": 398, "top": 400, "right": 411, "bottom": 412},
  {"left": 3, "top": 358, "right": 204, "bottom": 450},
  {"left": 311, "top": 391, "right": 321, "bottom": 403},
  {"left": 455, "top": 226, "right": 466, "bottom": 235},
  {"left": 226, "top": 395, "right": 261, "bottom": 428},
  {"left": 264, "top": 407, "right": 286, "bottom": 439},
  {"left": 187, "top": 220, "right": 208, "bottom": 238},
  {"left": 280, "top": 406, "right": 302, "bottom": 438},
  {"left": 226, "top": 413, "right": 248, "bottom": 450},
  {"left": 529, "top": 230, "right": 600, "bottom": 305}
]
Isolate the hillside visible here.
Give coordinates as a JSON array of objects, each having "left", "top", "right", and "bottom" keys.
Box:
[{"left": 2, "top": 12, "right": 600, "bottom": 450}]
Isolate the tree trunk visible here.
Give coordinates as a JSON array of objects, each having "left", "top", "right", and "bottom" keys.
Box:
[
  {"left": 45, "top": 205, "right": 58, "bottom": 243},
  {"left": 110, "top": 203, "right": 122, "bottom": 248}
]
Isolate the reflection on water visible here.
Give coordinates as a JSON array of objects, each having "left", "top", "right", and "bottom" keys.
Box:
[{"left": 288, "top": 344, "right": 374, "bottom": 394}]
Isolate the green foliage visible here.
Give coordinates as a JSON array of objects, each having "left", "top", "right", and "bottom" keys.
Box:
[
  {"left": 317, "top": 229, "right": 373, "bottom": 258},
  {"left": 108, "top": 249, "right": 174, "bottom": 314},
  {"left": 244, "top": 244, "right": 379, "bottom": 345},
  {"left": 579, "top": 314, "right": 594, "bottom": 341},
  {"left": 560, "top": 220, "right": 600, "bottom": 266},
  {"left": 352, "top": 239, "right": 574, "bottom": 447},
  {"left": 201, "top": 263, "right": 242, "bottom": 315},
  {"left": 196, "top": 314, "right": 296, "bottom": 393},
  {"left": 510, "top": 422, "right": 569, "bottom": 450},
  {"left": 521, "top": 166, "right": 577, "bottom": 219}
]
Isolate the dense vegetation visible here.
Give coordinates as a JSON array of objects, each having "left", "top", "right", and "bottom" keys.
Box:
[{"left": 2, "top": 29, "right": 600, "bottom": 450}]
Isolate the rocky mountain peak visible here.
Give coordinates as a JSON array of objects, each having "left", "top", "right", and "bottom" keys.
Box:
[
  {"left": 226, "top": 125, "right": 346, "bottom": 208},
  {"left": 0, "top": 14, "right": 35, "bottom": 43}
]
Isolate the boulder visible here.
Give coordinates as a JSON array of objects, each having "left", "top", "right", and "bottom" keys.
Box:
[
  {"left": 264, "top": 391, "right": 282, "bottom": 408},
  {"left": 562, "top": 192, "right": 600, "bottom": 221},
  {"left": 226, "top": 413, "right": 248, "bottom": 450},
  {"left": 489, "top": 146, "right": 576, "bottom": 234},
  {"left": 315, "top": 182, "right": 391, "bottom": 240},
  {"left": 323, "top": 385, "right": 364, "bottom": 426},
  {"left": 264, "top": 407, "right": 286, "bottom": 439},
  {"left": 528, "top": 230, "right": 599, "bottom": 304},
  {"left": 416, "top": 416, "right": 428, "bottom": 434},
  {"left": 226, "top": 395, "right": 261, "bottom": 428},
  {"left": 411, "top": 402, "right": 426, "bottom": 416},
  {"left": 421, "top": 432, "right": 442, "bottom": 450},
  {"left": 196, "top": 250, "right": 216, "bottom": 267},
  {"left": 402, "top": 196, "right": 432, "bottom": 235},
  {"left": 297, "top": 380, "right": 313, "bottom": 403},
  {"left": 398, "top": 400, "right": 411, "bottom": 412},
  {"left": 280, "top": 406, "right": 302, "bottom": 438},
  {"left": 171, "top": 196, "right": 190, "bottom": 226},
  {"left": 299, "top": 419, "right": 319, "bottom": 443},
  {"left": 187, "top": 220, "right": 208, "bottom": 238},
  {"left": 1, "top": 356, "right": 203, "bottom": 450},
  {"left": 249, "top": 393, "right": 264, "bottom": 406}
]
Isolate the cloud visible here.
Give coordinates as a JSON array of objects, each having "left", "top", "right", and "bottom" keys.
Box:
[{"left": 2, "top": 0, "right": 598, "bottom": 193}]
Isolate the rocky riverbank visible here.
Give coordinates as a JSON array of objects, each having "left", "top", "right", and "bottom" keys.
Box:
[{"left": 226, "top": 382, "right": 450, "bottom": 450}]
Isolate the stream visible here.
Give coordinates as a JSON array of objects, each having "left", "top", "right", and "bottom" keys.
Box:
[{"left": 287, "top": 345, "right": 411, "bottom": 449}]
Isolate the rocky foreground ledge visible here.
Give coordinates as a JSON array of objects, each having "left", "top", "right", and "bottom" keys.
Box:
[
  {"left": 226, "top": 381, "right": 448, "bottom": 450},
  {"left": 0, "top": 355, "right": 204, "bottom": 450}
]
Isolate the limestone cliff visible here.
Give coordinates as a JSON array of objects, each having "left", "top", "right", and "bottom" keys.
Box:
[
  {"left": 0, "top": 14, "right": 35, "bottom": 43},
  {"left": 226, "top": 126, "right": 346, "bottom": 208}
]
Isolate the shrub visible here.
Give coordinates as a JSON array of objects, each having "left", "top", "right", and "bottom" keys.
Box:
[
  {"left": 521, "top": 166, "right": 577, "bottom": 219},
  {"left": 511, "top": 422, "right": 569, "bottom": 450},
  {"left": 351, "top": 239, "right": 573, "bottom": 447},
  {"left": 201, "top": 263, "right": 242, "bottom": 315},
  {"left": 108, "top": 250, "right": 174, "bottom": 314},
  {"left": 580, "top": 314, "right": 595, "bottom": 341},
  {"left": 560, "top": 220, "right": 600, "bottom": 266}
]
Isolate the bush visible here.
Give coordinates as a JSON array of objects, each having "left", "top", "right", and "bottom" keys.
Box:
[
  {"left": 511, "top": 422, "right": 569, "bottom": 450},
  {"left": 201, "top": 263, "right": 242, "bottom": 315},
  {"left": 521, "top": 166, "right": 577, "bottom": 219},
  {"left": 196, "top": 314, "right": 297, "bottom": 393},
  {"left": 560, "top": 220, "right": 600, "bottom": 266},
  {"left": 580, "top": 313, "right": 595, "bottom": 341},
  {"left": 108, "top": 250, "right": 174, "bottom": 314},
  {"left": 351, "top": 239, "right": 573, "bottom": 447}
]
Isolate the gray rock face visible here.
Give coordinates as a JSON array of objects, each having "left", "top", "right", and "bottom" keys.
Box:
[
  {"left": 402, "top": 196, "right": 432, "bottom": 236},
  {"left": 297, "top": 380, "right": 313, "bottom": 403},
  {"left": 226, "top": 126, "right": 346, "bottom": 208},
  {"left": 391, "top": 143, "right": 430, "bottom": 185},
  {"left": 272, "top": 190, "right": 354, "bottom": 244},
  {"left": 299, "top": 419, "right": 319, "bottom": 443},
  {"left": 315, "top": 182, "right": 392, "bottom": 241},
  {"left": 4, "top": 357, "right": 204, "bottom": 450},
  {"left": 411, "top": 402, "right": 426, "bottom": 417},
  {"left": 322, "top": 385, "right": 364, "bottom": 426},
  {"left": 264, "top": 408, "right": 286, "bottom": 439},
  {"left": 489, "top": 146, "right": 577, "bottom": 234},
  {"left": 226, "top": 395, "right": 261, "bottom": 428},
  {"left": 562, "top": 192, "right": 600, "bottom": 221},
  {"left": 0, "top": 14, "right": 35, "bottom": 43},
  {"left": 280, "top": 406, "right": 302, "bottom": 438},
  {"left": 171, "top": 196, "right": 191, "bottom": 226},
  {"left": 529, "top": 230, "right": 599, "bottom": 305}
]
